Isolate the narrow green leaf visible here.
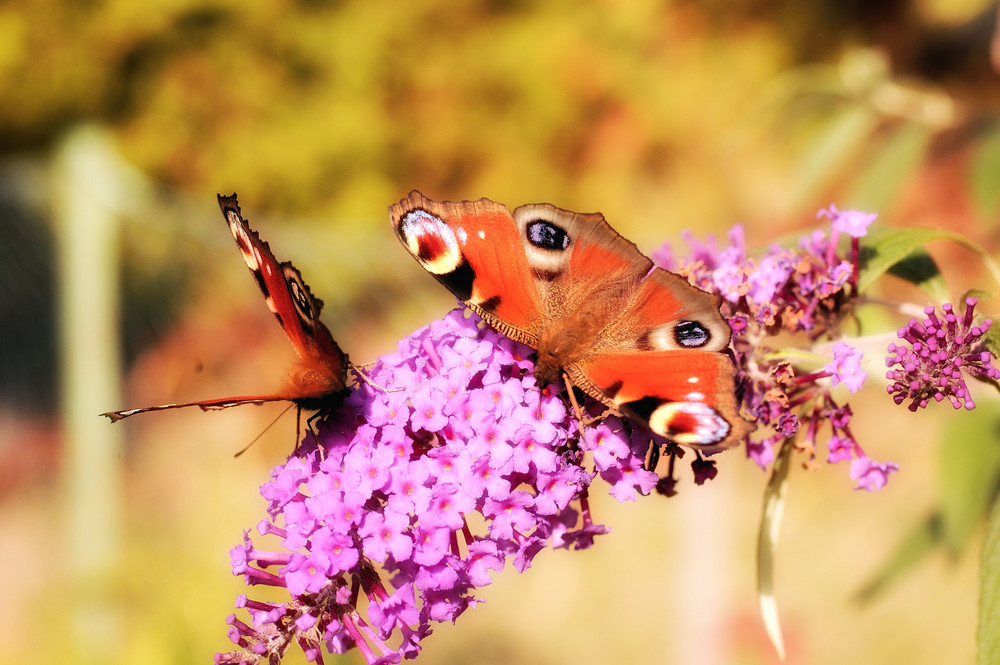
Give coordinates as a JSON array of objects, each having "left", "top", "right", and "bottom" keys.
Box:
[
  {"left": 858, "top": 226, "right": 1000, "bottom": 294},
  {"left": 757, "top": 439, "right": 795, "bottom": 660},
  {"left": 855, "top": 513, "right": 942, "bottom": 602},
  {"left": 845, "top": 122, "right": 931, "bottom": 213},
  {"left": 978, "top": 495, "right": 1000, "bottom": 665},
  {"left": 940, "top": 407, "right": 1000, "bottom": 554},
  {"left": 964, "top": 288, "right": 997, "bottom": 303},
  {"left": 790, "top": 104, "right": 879, "bottom": 210}
]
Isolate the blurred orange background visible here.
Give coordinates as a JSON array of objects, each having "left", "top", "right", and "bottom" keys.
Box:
[{"left": 2, "top": 1, "right": 999, "bottom": 664}]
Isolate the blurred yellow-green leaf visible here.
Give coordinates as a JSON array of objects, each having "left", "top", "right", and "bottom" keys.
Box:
[
  {"left": 940, "top": 406, "right": 1000, "bottom": 554},
  {"left": 980, "top": 494, "right": 1000, "bottom": 665},
  {"left": 859, "top": 226, "right": 1000, "bottom": 296},
  {"left": 970, "top": 120, "right": 1000, "bottom": 219}
]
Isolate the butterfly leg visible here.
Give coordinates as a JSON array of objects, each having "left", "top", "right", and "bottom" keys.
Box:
[
  {"left": 304, "top": 408, "right": 336, "bottom": 461},
  {"left": 351, "top": 362, "right": 401, "bottom": 393},
  {"left": 304, "top": 407, "right": 320, "bottom": 436},
  {"left": 562, "top": 373, "right": 588, "bottom": 433},
  {"left": 296, "top": 406, "right": 305, "bottom": 455},
  {"left": 561, "top": 372, "right": 620, "bottom": 433}
]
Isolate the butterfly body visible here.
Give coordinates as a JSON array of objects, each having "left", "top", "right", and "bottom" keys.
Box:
[
  {"left": 390, "top": 191, "right": 750, "bottom": 452},
  {"left": 102, "top": 194, "right": 349, "bottom": 422}
]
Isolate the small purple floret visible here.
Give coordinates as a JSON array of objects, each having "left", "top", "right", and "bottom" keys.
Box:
[{"left": 825, "top": 341, "right": 867, "bottom": 393}]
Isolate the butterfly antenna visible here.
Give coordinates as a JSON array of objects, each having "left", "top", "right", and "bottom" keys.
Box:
[
  {"left": 233, "top": 402, "right": 296, "bottom": 458},
  {"left": 561, "top": 372, "right": 614, "bottom": 432},
  {"left": 350, "top": 362, "right": 401, "bottom": 393},
  {"left": 563, "top": 373, "right": 587, "bottom": 431}
]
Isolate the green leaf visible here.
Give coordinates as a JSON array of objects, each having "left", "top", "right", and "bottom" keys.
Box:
[
  {"left": 757, "top": 439, "right": 795, "bottom": 660},
  {"left": 964, "top": 288, "right": 997, "bottom": 303},
  {"left": 885, "top": 249, "right": 948, "bottom": 302},
  {"left": 855, "top": 513, "right": 942, "bottom": 602},
  {"left": 984, "top": 325, "right": 1000, "bottom": 360},
  {"left": 858, "top": 409, "right": 1000, "bottom": 601},
  {"left": 940, "top": 407, "right": 1000, "bottom": 554},
  {"left": 858, "top": 226, "right": 1000, "bottom": 295},
  {"left": 979, "top": 494, "right": 1000, "bottom": 665}
]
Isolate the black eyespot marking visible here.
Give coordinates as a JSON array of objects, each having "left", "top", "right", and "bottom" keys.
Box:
[
  {"left": 622, "top": 396, "right": 663, "bottom": 421},
  {"left": 282, "top": 265, "right": 321, "bottom": 332},
  {"left": 289, "top": 279, "right": 314, "bottom": 320},
  {"left": 604, "top": 380, "right": 624, "bottom": 398},
  {"left": 636, "top": 331, "right": 654, "bottom": 351},
  {"left": 437, "top": 261, "right": 477, "bottom": 302},
  {"left": 526, "top": 220, "right": 570, "bottom": 251},
  {"left": 674, "top": 320, "right": 710, "bottom": 348},
  {"left": 479, "top": 295, "right": 502, "bottom": 313}
]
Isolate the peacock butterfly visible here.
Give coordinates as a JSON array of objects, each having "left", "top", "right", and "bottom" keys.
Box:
[
  {"left": 102, "top": 194, "right": 349, "bottom": 423},
  {"left": 389, "top": 191, "right": 751, "bottom": 452}
]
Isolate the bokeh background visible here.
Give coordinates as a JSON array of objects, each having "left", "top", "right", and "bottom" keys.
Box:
[{"left": 3, "top": 1, "right": 1000, "bottom": 664}]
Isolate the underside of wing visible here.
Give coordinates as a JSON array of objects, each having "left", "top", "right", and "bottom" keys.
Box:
[
  {"left": 101, "top": 393, "right": 296, "bottom": 423},
  {"left": 218, "top": 195, "right": 315, "bottom": 352},
  {"left": 101, "top": 378, "right": 350, "bottom": 422},
  {"left": 217, "top": 194, "right": 348, "bottom": 392}
]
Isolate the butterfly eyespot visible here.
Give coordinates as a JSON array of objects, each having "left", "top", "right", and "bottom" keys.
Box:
[
  {"left": 290, "top": 281, "right": 312, "bottom": 317},
  {"left": 674, "top": 320, "right": 710, "bottom": 348},
  {"left": 399, "top": 209, "right": 463, "bottom": 275},
  {"left": 648, "top": 401, "right": 730, "bottom": 446},
  {"left": 479, "top": 295, "right": 502, "bottom": 313},
  {"left": 282, "top": 265, "right": 318, "bottom": 330},
  {"left": 526, "top": 220, "right": 571, "bottom": 251}
]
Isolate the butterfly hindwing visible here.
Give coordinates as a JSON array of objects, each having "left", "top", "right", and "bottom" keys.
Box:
[{"left": 572, "top": 349, "right": 748, "bottom": 452}]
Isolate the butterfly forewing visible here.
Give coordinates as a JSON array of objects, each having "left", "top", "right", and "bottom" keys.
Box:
[{"left": 390, "top": 191, "right": 544, "bottom": 343}]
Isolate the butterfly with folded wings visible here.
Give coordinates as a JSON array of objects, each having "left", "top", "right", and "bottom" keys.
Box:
[{"left": 102, "top": 194, "right": 350, "bottom": 423}]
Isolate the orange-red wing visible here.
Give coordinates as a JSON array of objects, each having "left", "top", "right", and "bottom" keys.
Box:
[
  {"left": 390, "top": 191, "right": 544, "bottom": 342},
  {"left": 574, "top": 350, "right": 750, "bottom": 452}
]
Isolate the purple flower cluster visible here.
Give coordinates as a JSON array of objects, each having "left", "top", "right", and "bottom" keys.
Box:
[
  {"left": 653, "top": 205, "right": 869, "bottom": 336},
  {"left": 653, "top": 205, "right": 899, "bottom": 490},
  {"left": 217, "top": 309, "right": 664, "bottom": 664},
  {"left": 886, "top": 298, "right": 1000, "bottom": 411}
]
